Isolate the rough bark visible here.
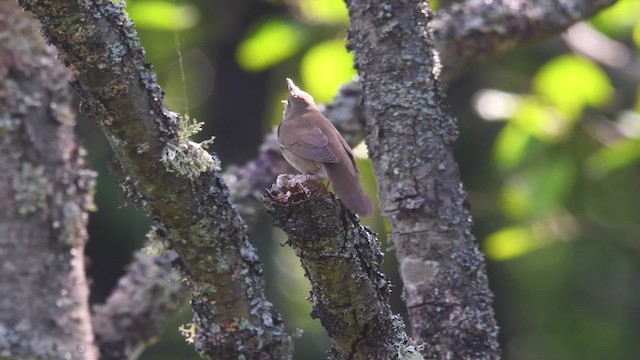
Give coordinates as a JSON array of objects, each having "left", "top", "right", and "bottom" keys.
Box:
[
  {"left": 0, "top": 1, "right": 97, "bottom": 358},
  {"left": 17, "top": 0, "right": 292, "bottom": 359},
  {"left": 345, "top": 0, "right": 500, "bottom": 359},
  {"left": 92, "top": 251, "right": 187, "bottom": 360},
  {"left": 433, "top": 0, "right": 617, "bottom": 82},
  {"left": 264, "top": 175, "right": 422, "bottom": 360}
]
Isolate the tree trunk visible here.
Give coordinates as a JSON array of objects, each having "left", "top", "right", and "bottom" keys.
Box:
[
  {"left": 0, "top": 1, "right": 97, "bottom": 358},
  {"left": 345, "top": 0, "right": 501, "bottom": 358}
]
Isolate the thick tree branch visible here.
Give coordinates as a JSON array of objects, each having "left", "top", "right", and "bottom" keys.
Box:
[
  {"left": 345, "top": 0, "right": 500, "bottom": 359},
  {"left": 433, "top": 0, "right": 617, "bottom": 81},
  {"left": 0, "top": 1, "right": 97, "bottom": 358},
  {"left": 264, "top": 175, "right": 421, "bottom": 360},
  {"left": 17, "top": 0, "right": 291, "bottom": 358}
]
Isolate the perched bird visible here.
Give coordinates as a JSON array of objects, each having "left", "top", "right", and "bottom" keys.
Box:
[{"left": 278, "top": 78, "right": 374, "bottom": 216}]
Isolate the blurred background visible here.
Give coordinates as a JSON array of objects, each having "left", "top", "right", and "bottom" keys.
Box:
[{"left": 79, "top": 0, "right": 640, "bottom": 359}]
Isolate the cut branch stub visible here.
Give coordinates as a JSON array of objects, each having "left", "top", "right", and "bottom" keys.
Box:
[{"left": 263, "top": 174, "right": 422, "bottom": 360}]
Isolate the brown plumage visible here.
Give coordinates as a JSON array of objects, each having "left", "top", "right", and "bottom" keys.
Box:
[{"left": 278, "top": 78, "right": 374, "bottom": 216}]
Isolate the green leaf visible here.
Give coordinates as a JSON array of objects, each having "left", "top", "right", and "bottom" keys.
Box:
[
  {"left": 586, "top": 138, "right": 640, "bottom": 178},
  {"left": 297, "top": 0, "right": 349, "bottom": 25},
  {"left": 236, "top": 18, "right": 305, "bottom": 72},
  {"left": 533, "top": 55, "right": 613, "bottom": 121},
  {"left": 300, "top": 39, "right": 356, "bottom": 103},
  {"left": 493, "top": 123, "right": 532, "bottom": 170},
  {"left": 484, "top": 227, "right": 539, "bottom": 261},
  {"left": 127, "top": 1, "right": 199, "bottom": 31},
  {"left": 506, "top": 96, "right": 570, "bottom": 141},
  {"left": 634, "top": 22, "right": 640, "bottom": 51},
  {"left": 590, "top": 0, "right": 640, "bottom": 38}
]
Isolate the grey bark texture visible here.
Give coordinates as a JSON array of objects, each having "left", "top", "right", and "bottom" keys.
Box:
[
  {"left": 0, "top": 1, "right": 97, "bottom": 359},
  {"left": 432, "top": 0, "right": 617, "bottom": 82},
  {"left": 17, "top": 0, "right": 291, "bottom": 359},
  {"left": 92, "top": 251, "right": 187, "bottom": 360},
  {"left": 86, "top": 0, "right": 618, "bottom": 356},
  {"left": 264, "top": 175, "right": 422, "bottom": 360},
  {"left": 344, "top": 0, "right": 501, "bottom": 359}
]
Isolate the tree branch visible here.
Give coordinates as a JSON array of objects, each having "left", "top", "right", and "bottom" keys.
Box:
[
  {"left": 345, "top": 0, "right": 500, "bottom": 358},
  {"left": 264, "top": 175, "right": 422, "bottom": 360},
  {"left": 0, "top": 1, "right": 97, "bottom": 358},
  {"left": 17, "top": 0, "right": 291, "bottom": 358},
  {"left": 433, "top": 0, "right": 617, "bottom": 82},
  {"left": 92, "top": 251, "right": 187, "bottom": 360}
]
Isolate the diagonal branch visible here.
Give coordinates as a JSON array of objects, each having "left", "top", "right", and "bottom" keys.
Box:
[
  {"left": 264, "top": 175, "right": 422, "bottom": 360},
  {"left": 17, "top": 0, "right": 291, "bottom": 358}
]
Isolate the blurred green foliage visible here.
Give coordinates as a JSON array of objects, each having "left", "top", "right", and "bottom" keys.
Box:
[
  {"left": 78, "top": 0, "right": 640, "bottom": 359},
  {"left": 236, "top": 18, "right": 306, "bottom": 71}
]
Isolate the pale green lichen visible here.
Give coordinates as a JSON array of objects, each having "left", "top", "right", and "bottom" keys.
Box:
[
  {"left": 136, "top": 142, "right": 149, "bottom": 154},
  {"left": 142, "top": 228, "right": 168, "bottom": 256},
  {"left": 160, "top": 113, "right": 219, "bottom": 178},
  {"left": 397, "top": 342, "right": 425, "bottom": 360},
  {"left": 177, "top": 114, "right": 204, "bottom": 140},
  {"left": 12, "top": 163, "right": 52, "bottom": 216},
  {"left": 179, "top": 323, "right": 198, "bottom": 344},
  {"left": 161, "top": 140, "right": 220, "bottom": 179}
]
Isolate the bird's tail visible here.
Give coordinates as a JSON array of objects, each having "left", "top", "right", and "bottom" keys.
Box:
[{"left": 326, "top": 164, "right": 374, "bottom": 216}]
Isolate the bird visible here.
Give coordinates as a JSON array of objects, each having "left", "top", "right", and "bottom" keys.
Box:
[{"left": 277, "top": 78, "right": 374, "bottom": 216}]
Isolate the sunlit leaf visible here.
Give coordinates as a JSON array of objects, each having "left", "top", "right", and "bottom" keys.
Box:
[
  {"left": 301, "top": 39, "right": 356, "bottom": 103},
  {"left": 493, "top": 124, "right": 532, "bottom": 170},
  {"left": 297, "top": 0, "right": 349, "bottom": 25},
  {"left": 590, "top": 0, "right": 640, "bottom": 37},
  {"left": 634, "top": 22, "right": 640, "bottom": 52},
  {"left": 236, "top": 18, "right": 305, "bottom": 71},
  {"left": 586, "top": 138, "right": 640, "bottom": 178},
  {"left": 485, "top": 227, "right": 539, "bottom": 261},
  {"left": 511, "top": 97, "right": 567, "bottom": 141},
  {"left": 533, "top": 55, "right": 613, "bottom": 120},
  {"left": 127, "top": 1, "right": 199, "bottom": 30}
]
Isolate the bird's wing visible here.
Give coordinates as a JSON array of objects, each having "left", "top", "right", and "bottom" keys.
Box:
[
  {"left": 287, "top": 127, "right": 339, "bottom": 163},
  {"left": 336, "top": 133, "right": 359, "bottom": 175}
]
